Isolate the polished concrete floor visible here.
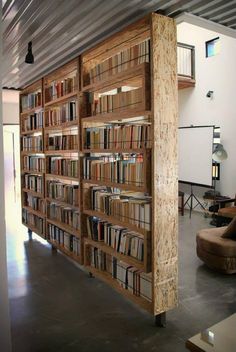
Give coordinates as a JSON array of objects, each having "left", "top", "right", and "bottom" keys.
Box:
[{"left": 7, "top": 211, "right": 236, "bottom": 352}]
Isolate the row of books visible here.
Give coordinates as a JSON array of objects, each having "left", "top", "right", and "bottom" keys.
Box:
[
  {"left": 47, "top": 135, "right": 78, "bottom": 151},
  {"left": 22, "top": 111, "right": 43, "bottom": 132},
  {"left": 48, "top": 223, "right": 80, "bottom": 256},
  {"left": 89, "top": 186, "right": 151, "bottom": 230},
  {"left": 47, "top": 157, "right": 78, "bottom": 178},
  {"left": 24, "top": 194, "right": 45, "bottom": 213},
  {"left": 45, "top": 101, "right": 77, "bottom": 127},
  {"left": 23, "top": 156, "right": 45, "bottom": 173},
  {"left": 21, "top": 91, "right": 42, "bottom": 112},
  {"left": 22, "top": 209, "right": 44, "bottom": 235},
  {"left": 24, "top": 174, "right": 43, "bottom": 194},
  {"left": 87, "top": 216, "right": 144, "bottom": 261},
  {"left": 45, "top": 76, "right": 76, "bottom": 102},
  {"left": 47, "top": 202, "right": 80, "bottom": 230},
  {"left": 88, "top": 246, "right": 151, "bottom": 301},
  {"left": 86, "top": 39, "right": 150, "bottom": 85},
  {"left": 91, "top": 88, "right": 142, "bottom": 116},
  {"left": 46, "top": 180, "right": 79, "bottom": 206},
  {"left": 84, "top": 123, "right": 151, "bottom": 150},
  {"left": 83, "top": 156, "right": 144, "bottom": 187},
  {"left": 22, "top": 136, "right": 43, "bottom": 152}
]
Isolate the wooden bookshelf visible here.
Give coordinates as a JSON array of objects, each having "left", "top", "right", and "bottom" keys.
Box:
[
  {"left": 20, "top": 13, "right": 178, "bottom": 322},
  {"left": 20, "top": 80, "right": 46, "bottom": 238},
  {"left": 46, "top": 218, "right": 80, "bottom": 238},
  {"left": 80, "top": 13, "right": 177, "bottom": 319},
  {"left": 43, "top": 60, "right": 83, "bottom": 263}
]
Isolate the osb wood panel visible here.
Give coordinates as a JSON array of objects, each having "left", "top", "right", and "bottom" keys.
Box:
[
  {"left": 82, "top": 16, "right": 151, "bottom": 67},
  {"left": 151, "top": 14, "right": 178, "bottom": 316}
]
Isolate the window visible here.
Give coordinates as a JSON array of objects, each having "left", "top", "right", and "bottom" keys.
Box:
[{"left": 206, "top": 37, "right": 220, "bottom": 57}]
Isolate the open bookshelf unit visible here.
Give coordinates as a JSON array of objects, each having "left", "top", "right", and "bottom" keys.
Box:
[
  {"left": 20, "top": 79, "right": 46, "bottom": 240},
  {"left": 20, "top": 13, "right": 178, "bottom": 323},
  {"left": 80, "top": 13, "right": 178, "bottom": 320},
  {"left": 43, "top": 59, "right": 82, "bottom": 264}
]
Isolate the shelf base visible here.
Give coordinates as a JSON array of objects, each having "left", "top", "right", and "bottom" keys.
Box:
[{"left": 155, "top": 312, "right": 166, "bottom": 327}]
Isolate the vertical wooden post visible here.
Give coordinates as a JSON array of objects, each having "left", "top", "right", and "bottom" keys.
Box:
[{"left": 150, "top": 14, "right": 178, "bottom": 316}]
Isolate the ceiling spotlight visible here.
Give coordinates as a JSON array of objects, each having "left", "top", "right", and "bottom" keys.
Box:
[{"left": 25, "top": 41, "right": 34, "bottom": 64}]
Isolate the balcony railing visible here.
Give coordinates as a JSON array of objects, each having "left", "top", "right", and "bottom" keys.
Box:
[{"left": 177, "top": 42, "right": 195, "bottom": 80}]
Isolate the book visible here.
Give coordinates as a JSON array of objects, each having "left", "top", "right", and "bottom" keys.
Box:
[
  {"left": 46, "top": 180, "right": 79, "bottom": 206},
  {"left": 47, "top": 223, "right": 80, "bottom": 256},
  {"left": 22, "top": 111, "right": 43, "bottom": 132},
  {"left": 45, "top": 100, "right": 77, "bottom": 127},
  {"left": 21, "top": 89, "right": 42, "bottom": 112}
]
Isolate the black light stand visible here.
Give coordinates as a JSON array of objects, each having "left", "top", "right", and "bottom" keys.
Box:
[
  {"left": 210, "top": 161, "right": 218, "bottom": 226},
  {"left": 184, "top": 184, "right": 206, "bottom": 218}
]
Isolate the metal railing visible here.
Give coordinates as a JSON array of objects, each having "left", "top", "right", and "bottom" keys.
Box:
[{"left": 177, "top": 42, "right": 195, "bottom": 80}]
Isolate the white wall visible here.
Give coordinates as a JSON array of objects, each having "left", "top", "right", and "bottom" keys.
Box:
[
  {"left": 2, "top": 90, "right": 19, "bottom": 124},
  {"left": 0, "top": 13, "right": 12, "bottom": 352},
  {"left": 177, "top": 22, "right": 236, "bottom": 198}
]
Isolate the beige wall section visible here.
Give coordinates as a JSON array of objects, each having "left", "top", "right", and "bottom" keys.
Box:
[
  {"left": 151, "top": 14, "right": 178, "bottom": 315},
  {"left": 2, "top": 89, "right": 19, "bottom": 124}
]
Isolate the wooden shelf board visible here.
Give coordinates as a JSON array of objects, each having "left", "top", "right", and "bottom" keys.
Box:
[
  {"left": 83, "top": 209, "right": 149, "bottom": 237},
  {"left": 46, "top": 218, "right": 80, "bottom": 238},
  {"left": 83, "top": 178, "right": 147, "bottom": 192},
  {"left": 21, "top": 150, "right": 44, "bottom": 155},
  {"left": 82, "top": 62, "right": 149, "bottom": 92},
  {"left": 48, "top": 239, "right": 81, "bottom": 264},
  {"left": 45, "top": 173, "right": 79, "bottom": 182},
  {"left": 22, "top": 205, "right": 45, "bottom": 218},
  {"left": 45, "top": 120, "right": 79, "bottom": 130},
  {"left": 84, "top": 237, "right": 145, "bottom": 270},
  {"left": 22, "top": 170, "right": 44, "bottom": 176},
  {"left": 21, "top": 128, "right": 43, "bottom": 135},
  {"left": 82, "top": 148, "right": 151, "bottom": 154},
  {"left": 22, "top": 222, "right": 46, "bottom": 239},
  {"left": 46, "top": 197, "right": 79, "bottom": 209},
  {"left": 44, "top": 150, "right": 79, "bottom": 155},
  {"left": 20, "top": 106, "right": 42, "bottom": 115},
  {"left": 178, "top": 76, "right": 195, "bottom": 90},
  {"left": 81, "top": 109, "right": 151, "bottom": 123},
  {"left": 84, "top": 265, "right": 153, "bottom": 313},
  {"left": 22, "top": 188, "right": 44, "bottom": 198},
  {"left": 44, "top": 92, "right": 77, "bottom": 107}
]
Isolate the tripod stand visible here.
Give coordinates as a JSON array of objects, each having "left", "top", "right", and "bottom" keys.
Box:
[{"left": 184, "top": 184, "right": 206, "bottom": 218}]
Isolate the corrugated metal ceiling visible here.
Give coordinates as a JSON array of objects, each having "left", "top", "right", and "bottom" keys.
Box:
[{"left": 2, "top": 0, "right": 236, "bottom": 89}]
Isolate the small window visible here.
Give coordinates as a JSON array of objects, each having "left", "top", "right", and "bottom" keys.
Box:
[{"left": 206, "top": 37, "right": 220, "bottom": 57}]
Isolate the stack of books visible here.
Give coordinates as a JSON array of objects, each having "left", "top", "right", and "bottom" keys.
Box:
[
  {"left": 48, "top": 223, "right": 80, "bottom": 256},
  {"left": 46, "top": 180, "right": 79, "bottom": 206},
  {"left": 88, "top": 246, "right": 152, "bottom": 301},
  {"left": 89, "top": 186, "right": 151, "bottom": 230},
  {"left": 47, "top": 157, "right": 78, "bottom": 178},
  {"left": 47, "top": 134, "right": 78, "bottom": 151},
  {"left": 83, "top": 155, "right": 144, "bottom": 187},
  {"left": 23, "top": 156, "right": 45, "bottom": 172},
  {"left": 91, "top": 88, "right": 142, "bottom": 116},
  {"left": 84, "top": 123, "right": 151, "bottom": 150},
  {"left": 24, "top": 174, "right": 43, "bottom": 193},
  {"left": 45, "top": 76, "right": 76, "bottom": 102},
  {"left": 22, "top": 135, "right": 43, "bottom": 152},
  {"left": 45, "top": 100, "right": 77, "bottom": 127},
  {"left": 25, "top": 194, "right": 45, "bottom": 213},
  {"left": 22, "top": 111, "right": 43, "bottom": 132},
  {"left": 48, "top": 202, "right": 80, "bottom": 230},
  {"left": 22, "top": 209, "right": 44, "bottom": 234},
  {"left": 87, "top": 216, "right": 144, "bottom": 261},
  {"left": 87, "top": 39, "right": 150, "bottom": 85},
  {"left": 21, "top": 90, "right": 42, "bottom": 111}
]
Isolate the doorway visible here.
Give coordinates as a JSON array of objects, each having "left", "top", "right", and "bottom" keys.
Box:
[{"left": 3, "top": 125, "right": 21, "bottom": 228}]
